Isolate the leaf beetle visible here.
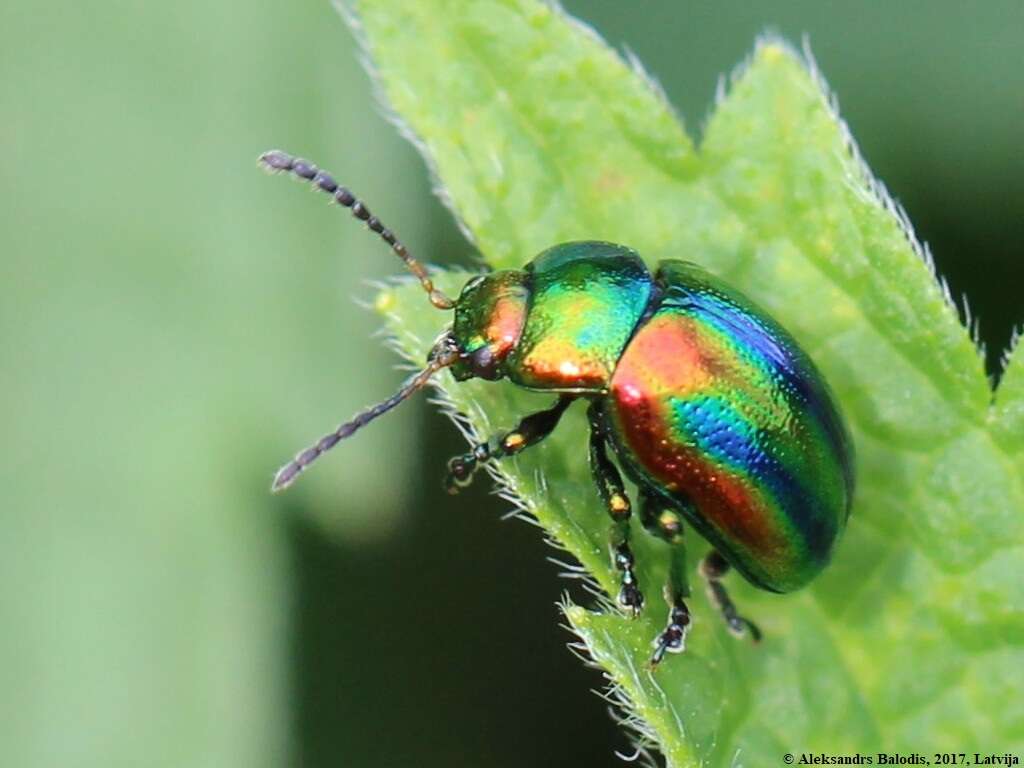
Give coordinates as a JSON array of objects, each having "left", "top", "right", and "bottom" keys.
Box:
[{"left": 261, "top": 149, "right": 855, "bottom": 665}]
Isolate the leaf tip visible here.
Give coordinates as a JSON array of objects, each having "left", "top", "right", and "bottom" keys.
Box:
[
  {"left": 524, "top": 0, "right": 552, "bottom": 26},
  {"left": 374, "top": 287, "right": 396, "bottom": 315},
  {"left": 757, "top": 41, "right": 788, "bottom": 65},
  {"left": 564, "top": 603, "right": 588, "bottom": 627}
]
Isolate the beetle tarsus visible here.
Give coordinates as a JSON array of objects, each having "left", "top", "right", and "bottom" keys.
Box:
[
  {"left": 441, "top": 397, "right": 573, "bottom": 493},
  {"left": 651, "top": 599, "right": 691, "bottom": 666},
  {"left": 647, "top": 519, "right": 693, "bottom": 667},
  {"left": 444, "top": 449, "right": 488, "bottom": 494},
  {"left": 701, "top": 550, "right": 762, "bottom": 643},
  {"left": 614, "top": 543, "right": 644, "bottom": 616}
]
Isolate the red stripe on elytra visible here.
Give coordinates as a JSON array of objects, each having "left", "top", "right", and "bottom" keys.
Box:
[{"left": 610, "top": 316, "right": 791, "bottom": 563}]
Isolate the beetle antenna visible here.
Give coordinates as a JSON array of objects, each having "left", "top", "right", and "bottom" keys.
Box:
[
  {"left": 259, "top": 149, "right": 455, "bottom": 310},
  {"left": 271, "top": 342, "right": 461, "bottom": 492}
]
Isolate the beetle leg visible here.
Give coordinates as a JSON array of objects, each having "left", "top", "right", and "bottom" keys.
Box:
[
  {"left": 444, "top": 395, "right": 574, "bottom": 494},
  {"left": 651, "top": 593, "right": 691, "bottom": 666},
  {"left": 609, "top": 527, "right": 643, "bottom": 618},
  {"left": 700, "top": 550, "right": 762, "bottom": 643},
  {"left": 640, "top": 492, "right": 693, "bottom": 665},
  {"left": 587, "top": 402, "right": 643, "bottom": 617},
  {"left": 638, "top": 490, "right": 684, "bottom": 545}
]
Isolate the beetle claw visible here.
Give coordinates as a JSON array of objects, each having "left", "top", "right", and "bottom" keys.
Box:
[
  {"left": 444, "top": 456, "right": 477, "bottom": 494},
  {"left": 617, "top": 584, "right": 644, "bottom": 617},
  {"left": 724, "top": 615, "right": 762, "bottom": 643},
  {"left": 650, "top": 624, "right": 688, "bottom": 666},
  {"left": 650, "top": 600, "right": 691, "bottom": 667},
  {"left": 741, "top": 618, "right": 763, "bottom": 643}
]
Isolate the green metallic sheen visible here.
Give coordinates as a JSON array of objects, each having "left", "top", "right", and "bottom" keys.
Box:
[
  {"left": 451, "top": 270, "right": 529, "bottom": 381},
  {"left": 605, "top": 260, "right": 854, "bottom": 592},
  {"left": 506, "top": 242, "right": 653, "bottom": 392},
  {"left": 446, "top": 241, "right": 853, "bottom": 595}
]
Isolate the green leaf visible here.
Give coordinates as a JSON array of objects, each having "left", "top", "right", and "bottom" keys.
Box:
[
  {"left": 995, "top": 333, "right": 1024, "bottom": 476},
  {"left": 350, "top": 1, "right": 1024, "bottom": 764}
]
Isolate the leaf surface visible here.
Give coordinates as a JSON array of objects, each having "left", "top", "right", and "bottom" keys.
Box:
[{"left": 352, "top": 1, "right": 1024, "bottom": 763}]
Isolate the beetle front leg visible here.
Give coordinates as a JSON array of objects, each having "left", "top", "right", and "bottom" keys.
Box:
[
  {"left": 700, "top": 550, "right": 762, "bottom": 642},
  {"left": 587, "top": 402, "right": 643, "bottom": 617},
  {"left": 444, "top": 395, "right": 574, "bottom": 493}
]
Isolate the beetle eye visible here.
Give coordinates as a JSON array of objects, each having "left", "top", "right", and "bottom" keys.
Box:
[{"left": 469, "top": 345, "right": 500, "bottom": 380}]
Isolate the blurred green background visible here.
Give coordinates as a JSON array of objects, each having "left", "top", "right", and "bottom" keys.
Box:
[{"left": 1, "top": 1, "right": 1020, "bottom": 766}]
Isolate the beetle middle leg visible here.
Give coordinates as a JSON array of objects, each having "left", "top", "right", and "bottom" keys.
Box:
[
  {"left": 700, "top": 550, "right": 762, "bottom": 643},
  {"left": 640, "top": 491, "right": 692, "bottom": 665},
  {"left": 586, "top": 401, "right": 643, "bottom": 617},
  {"left": 444, "top": 395, "right": 575, "bottom": 493}
]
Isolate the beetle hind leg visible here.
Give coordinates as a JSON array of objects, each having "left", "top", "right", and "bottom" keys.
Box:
[
  {"left": 700, "top": 550, "right": 762, "bottom": 643},
  {"left": 651, "top": 545, "right": 693, "bottom": 665},
  {"left": 444, "top": 395, "right": 574, "bottom": 493},
  {"left": 640, "top": 491, "right": 692, "bottom": 665}
]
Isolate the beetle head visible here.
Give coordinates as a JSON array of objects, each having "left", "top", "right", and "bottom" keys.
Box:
[{"left": 448, "top": 270, "right": 530, "bottom": 381}]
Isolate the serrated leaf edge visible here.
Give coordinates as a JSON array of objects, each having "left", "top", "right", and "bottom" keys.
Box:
[
  {"left": 339, "top": 5, "right": 1016, "bottom": 766},
  {"left": 737, "top": 35, "right": 987, "bottom": 371}
]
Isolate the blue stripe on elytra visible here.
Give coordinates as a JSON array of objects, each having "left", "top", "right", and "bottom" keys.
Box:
[
  {"left": 675, "top": 289, "right": 853, "bottom": 512},
  {"left": 670, "top": 395, "right": 765, "bottom": 470},
  {"left": 680, "top": 291, "right": 795, "bottom": 374},
  {"left": 669, "top": 394, "right": 835, "bottom": 561}
]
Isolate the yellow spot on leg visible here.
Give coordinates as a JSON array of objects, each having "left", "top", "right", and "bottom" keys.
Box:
[
  {"left": 658, "top": 510, "right": 683, "bottom": 541},
  {"left": 503, "top": 433, "right": 525, "bottom": 452}
]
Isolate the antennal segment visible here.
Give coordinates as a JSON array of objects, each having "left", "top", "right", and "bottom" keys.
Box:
[
  {"left": 259, "top": 149, "right": 455, "bottom": 310},
  {"left": 271, "top": 342, "right": 461, "bottom": 492}
]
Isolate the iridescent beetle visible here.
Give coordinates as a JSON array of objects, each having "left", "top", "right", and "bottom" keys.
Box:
[{"left": 261, "top": 149, "right": 855, "bottom": 665}]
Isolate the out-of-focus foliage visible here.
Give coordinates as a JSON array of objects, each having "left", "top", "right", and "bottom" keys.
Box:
[
  {"left": 0, "top": 2, "right": 431, "bottom": 766},
  {"left": 359, "top": 0, "right": 1024, "bottom": 764}
]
